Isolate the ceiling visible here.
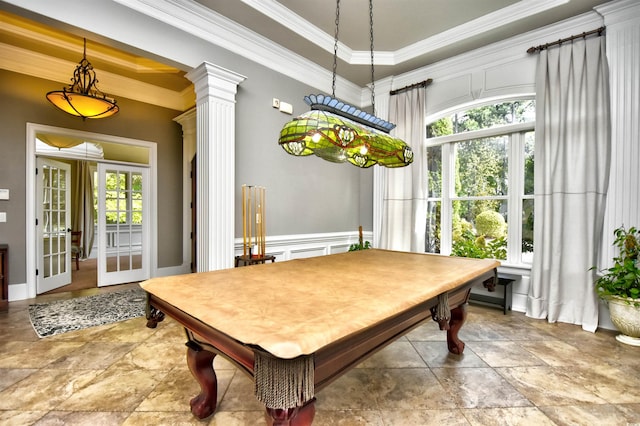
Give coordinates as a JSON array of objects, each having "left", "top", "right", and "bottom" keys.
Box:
[
  {"left": 0, "top": 0, "right": 610, "bottom": 110},
  {"left": 197, "top": 0, "right": 609, "bottom": 86}
]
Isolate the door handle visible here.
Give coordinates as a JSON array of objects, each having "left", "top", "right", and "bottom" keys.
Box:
[{"left": 67, "top": 228, "right": 72, "bottom": 232}]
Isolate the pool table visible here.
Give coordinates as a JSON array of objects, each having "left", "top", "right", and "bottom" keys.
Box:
[{"left": 141, "top": 249, "right": 499, "bottom": 425}]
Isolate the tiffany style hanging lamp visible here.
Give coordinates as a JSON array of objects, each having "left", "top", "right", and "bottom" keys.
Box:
[{"left": 278, "top": 0, "right": 413, "bottom": 168}]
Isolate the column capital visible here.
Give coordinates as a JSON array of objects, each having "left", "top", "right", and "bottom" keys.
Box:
[{"left": 186, "top": 62, "right": 246, "bottom": 103}]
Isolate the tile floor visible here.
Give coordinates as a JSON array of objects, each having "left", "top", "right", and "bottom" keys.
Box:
[{"left": 1, "top": 284, "right": 640, "bottom": 425}]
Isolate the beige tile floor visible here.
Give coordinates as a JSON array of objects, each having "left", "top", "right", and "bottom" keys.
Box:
[{"left": 1, "top": 284, "right": 640, "bottom": 425}]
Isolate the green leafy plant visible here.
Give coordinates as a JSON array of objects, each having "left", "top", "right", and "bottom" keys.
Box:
[
  {"left": 593, "top": 226, "right": 640, "bottom": 301},
  {"left": 349, "top": 240, "right": 371, "bottom": 251},
  {"left": 349, "top": 225, "right": 371, "bottom": 251},
  {"left": 475, "top": 210, "right": 506, "bottom": 239},
  {"left": 451, "top": 229, "right": 506, "bottom": 260}
]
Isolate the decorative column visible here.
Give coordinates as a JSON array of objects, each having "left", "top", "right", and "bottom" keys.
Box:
[
  {"left": 173, "top": 108, "right": 196, "bottom": 272},
  {"left": 596, "top": 0, "right": 640, "bottom": 264},
  {"left": 186, "top": 62, "right": 246, "bottom": 271}
]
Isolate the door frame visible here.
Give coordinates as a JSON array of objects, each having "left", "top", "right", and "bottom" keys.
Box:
[{"left": 26, "top": 123, "right": 158, "bottom": 298}]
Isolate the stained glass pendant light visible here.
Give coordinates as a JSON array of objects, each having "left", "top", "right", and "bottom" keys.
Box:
[
  {"left": 46, "top": 38, "right": 119, "bottom": 119},
  {"left": 278, "top": 0, "right": 413, "bottom": 168}
]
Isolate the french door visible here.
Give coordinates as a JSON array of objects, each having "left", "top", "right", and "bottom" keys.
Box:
[
  {"left": 97, "top": 164, "right": 150, "bottom": 286},
  {"left": 36, "top": 158, "right": 72, "bottom": 293}
]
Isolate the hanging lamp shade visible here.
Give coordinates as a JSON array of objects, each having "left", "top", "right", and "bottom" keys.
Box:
[
  {"left": 46, "top": 39, "right": 119, "bottom": 119},
  {"left": 277, "top": 0, "right": 413, "bottom": 168},
  {"left": 279, "top": 95, "right": 413, "bottom": 168}
]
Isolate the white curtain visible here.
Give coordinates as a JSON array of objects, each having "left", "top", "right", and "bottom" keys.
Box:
[
  {"left": 379, "top": 86, "right": 426, "bottom": 252},
  {"left": 72, "top": 161, "right": 95, "bottom": 258},
  {"left": 526, "top": 36, "right": 611, "bottom": 332}
]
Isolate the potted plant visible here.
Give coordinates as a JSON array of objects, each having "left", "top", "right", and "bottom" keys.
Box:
[
  {"left": 593, "top": 225, "right": 640, "bottom": 346},
  {"left": 349, "top": 226, "right": 371, "bottom": 252}
]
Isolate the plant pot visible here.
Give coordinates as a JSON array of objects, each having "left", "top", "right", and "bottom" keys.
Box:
[{"left": 607, "top": 296, "right": 640, "bottom": 346}]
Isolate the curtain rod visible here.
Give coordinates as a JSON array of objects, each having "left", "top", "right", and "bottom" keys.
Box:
[
  {"left": 527, "top": 26, "right": 605, "bottom": 54},
  {"left": 389, "top": 78, "right": 433, "bottom": 96}
]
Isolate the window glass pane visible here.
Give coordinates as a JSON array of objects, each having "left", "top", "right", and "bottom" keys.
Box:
[
  {"left": 524, "top": 131, "right": 535, "bottom": 195},
  {"left": 454, "top": 136, "right": 508, "bottom": 197},
  {"left": 426, "top": 201, "right": 441, "bottom": 254},
  {"left": 425, "top": 99, "right": 534, "bottom": 264},
  {"left": 451, "top": 200, "right": 507, "bottom": 260},
  {"left": 522, "top": 198, "right": 534, "bottom": 263},
  {"left": 427, "top": 100, "right": 535, "bottom": 137},
  {"left": 427, "top": 146, "right": 441, "bottom": 198}
]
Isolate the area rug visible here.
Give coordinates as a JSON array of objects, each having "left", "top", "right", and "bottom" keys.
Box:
[{"left": 28, "top": 287, "right": 147, "bottom": 338}]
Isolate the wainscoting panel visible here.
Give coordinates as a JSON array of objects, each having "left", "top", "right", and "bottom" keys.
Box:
[{"left": 234, "top": 231, "right": 370, "bottom": 262}]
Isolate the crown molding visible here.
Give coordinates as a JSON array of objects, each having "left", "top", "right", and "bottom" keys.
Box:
[
  {"left": 0, "top": 43, "right": 192, "bottom": 111},
  {"left": 390, "top": 10, "right": 603, "bottom": 88},
  {"left": 240, "top": 0, "right": 571, "bottom": 66},
  {"left": 393, "top": 0, "right": 570, "bottom": 65},
  {"left": 112, "top": 0, "right": 363, "bottom": 105},
  {"left": 596, "top": 0, "right": 640, "bottom": 25}
]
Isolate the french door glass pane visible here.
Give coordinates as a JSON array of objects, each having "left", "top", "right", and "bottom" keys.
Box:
[
  {"left": 104, "top": 170, "right": 143, "bottom": 274},
  {"left": 42, "top": 164, "right": 68, "bottom": 278}
]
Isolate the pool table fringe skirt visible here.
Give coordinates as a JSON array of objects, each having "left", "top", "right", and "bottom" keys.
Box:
[
  {"left": 254, "top": 351, "right": 315, "bottom": 409},
  {"left": 433, "top": 293, "right": 451, "bottom": 329}
]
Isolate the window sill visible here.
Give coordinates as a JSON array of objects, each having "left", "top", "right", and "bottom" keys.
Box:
[{"left": 498, "top": 263, "right": 532, "bottom": 277}]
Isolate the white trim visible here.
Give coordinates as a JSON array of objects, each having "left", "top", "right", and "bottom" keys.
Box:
[
  {"left": 241, "top": 0, "right": 570, "bottom": 67},
  {"left": 112, "top": 0, "right": 362, "bottom": 105},
  {"left": 173, "top": 108, "right": 197, "bottom": 273},
  {"left": 25, "top": 123, "right": 158, "bottom": 298},
  {"left": 234, "top": 231, "right": 373, "bottom": 262},
  {"left": 426, "top": 121, "right": 535, "bottom": 146}
]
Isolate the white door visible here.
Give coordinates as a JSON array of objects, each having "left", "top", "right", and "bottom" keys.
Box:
[
  {"left": 36, "top": 158, "right": 72, "bottom": 293},
  {"left": 97, "top": 164, "right": 150, "bottom": 286}
]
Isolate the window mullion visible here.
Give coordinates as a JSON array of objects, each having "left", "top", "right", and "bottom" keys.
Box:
[
  {"left": 441, "top": 143, "right": 453, "bottom": 255},
  {"left": 507, "top": 132, "right": 523, "bottom": 263}
]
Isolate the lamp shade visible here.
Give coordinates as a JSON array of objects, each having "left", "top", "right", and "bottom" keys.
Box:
[
  {"left": 46, "top": 90, "right": 119, "bottom": 119},
  {"left": 279, "top": 110, "right": 413, "bottom": 168},
  {"left": 45, "top": 39, "right": 119, "bottom": 120}
]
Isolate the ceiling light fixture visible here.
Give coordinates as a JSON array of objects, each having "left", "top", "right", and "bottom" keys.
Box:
[
  {"left": 278, "top": 0, "right": 413, "bottom": 168},
  {"left": 46, "top": 38, "right": 119, "bottom": 119}
]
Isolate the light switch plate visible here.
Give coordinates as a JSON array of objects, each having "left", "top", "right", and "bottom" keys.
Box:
[
  {"left": 0, "top": 189, "right": 8, "bottom": 200},
  {"left": 0, "top": 212, "right": 6, "bottom": 222}
]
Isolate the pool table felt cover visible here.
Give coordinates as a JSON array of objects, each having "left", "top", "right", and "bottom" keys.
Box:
[{"left": 141, "top": 249, "right": 499, "bottom": 359}]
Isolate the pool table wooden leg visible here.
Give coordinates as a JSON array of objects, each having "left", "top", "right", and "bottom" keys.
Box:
[
  {"left": 446, "top": 303, "right": 468, "bottom": 355},
  {"left": 186, "top": 341, "right": 218, "bottom": 419},
  {"left": 265, "top": 397, "right": 316, "bottom": 426}
]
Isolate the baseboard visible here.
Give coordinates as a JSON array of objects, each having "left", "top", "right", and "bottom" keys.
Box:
[{"left": 7, "top": 282, "right": 29, "bottom": 302}]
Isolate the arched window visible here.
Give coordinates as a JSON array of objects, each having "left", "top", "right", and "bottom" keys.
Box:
[{"left": 425, "top": 99, "right": 534, "bottom": 265}]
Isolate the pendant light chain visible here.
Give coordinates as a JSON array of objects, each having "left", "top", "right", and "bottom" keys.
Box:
[
  {"left": 369, "top": 0, "right": 376, "bottom": 116},
  {"left": 332, "top": 0, "right": 340, "bottom": 98}
]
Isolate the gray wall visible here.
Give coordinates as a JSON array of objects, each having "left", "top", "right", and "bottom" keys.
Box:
[
  {"left": 233, "top": 65, "right": 373, "bottom": 237},
  {"left": 0, "top": 69, "right": 184, "bottom": 285},
  {"left": 0, "top": 1, "right": 374, "bottom": 290}
]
